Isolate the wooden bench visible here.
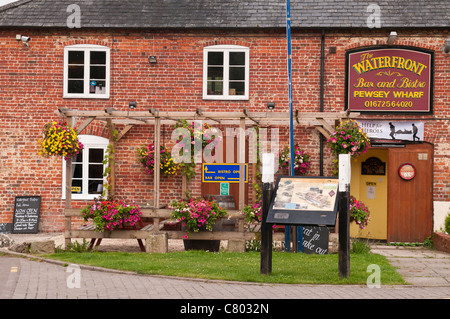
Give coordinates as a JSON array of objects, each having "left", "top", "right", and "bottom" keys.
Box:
[{"left": 64, "top": 207, "right": 284, "bottom": 252}]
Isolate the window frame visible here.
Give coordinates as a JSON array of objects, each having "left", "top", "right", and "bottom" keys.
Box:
[
  {"left": 62, "top": 135, "right": 109, "bottom": 200},
  {"left": 63, "top": 44, "right": 111, "bottom": 99},
  {"left": 202, "top": 45, "right": 250, "bottom": 100}
]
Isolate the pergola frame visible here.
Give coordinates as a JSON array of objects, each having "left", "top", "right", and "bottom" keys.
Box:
[{"left": 58, "top": 107, "right": 359, "bottom": 215}]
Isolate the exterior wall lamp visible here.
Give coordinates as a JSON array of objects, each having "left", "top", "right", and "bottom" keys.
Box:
[
  {"left": 387, "top": 31, "right": 397, "bottom": 45},
  {"left": 148, "top": 56, "right": 157, "bottom": 64},
  {"left": 443, "top": 38, "right": 450, "bottom": 54}
]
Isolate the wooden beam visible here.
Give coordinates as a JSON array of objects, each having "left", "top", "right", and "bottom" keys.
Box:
[
  {"left": 239, "top": 117, "right": 245, "bottom": 210},
  {"left": 314, "top": 125, "right": 331, "bottom": 139},
  {"left": 65, "top": 115, "right": 73, "bottom": 249},
  {"left": 243, "top": 108, "right": 259, "bottom": 125},
  {"left": 154, "top": 114, "right": 161, "bottom": 208},
  {"left": 316, "top": 117, "right": 335, "bottom": 134},
  {"left": 106, "top": 118, "right": 116, "bottom": 197},
  {"left": 61, "top": 109, "right": 358, "bottom": 121},
  {"left": 116, "top": 124, "right": 134, "bottom": 142},
  {"left": 76, "top": 117, "right": 95, "bottom": 134}
]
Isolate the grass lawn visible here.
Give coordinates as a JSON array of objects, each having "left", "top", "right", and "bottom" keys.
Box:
[{"left": 46, "top": 250, "right": 406, "bottom": 285}]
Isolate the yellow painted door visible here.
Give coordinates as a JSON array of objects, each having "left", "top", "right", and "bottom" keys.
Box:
[{"left": 350, "top": 149, "right": 388, "bottom": 240}]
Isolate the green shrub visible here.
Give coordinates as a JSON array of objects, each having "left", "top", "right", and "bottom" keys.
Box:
[
  {"left": 352, "top": 239, "right": 371, "bottom": 254},
  {"left": 445, "top": 213, "right": 450, "bottom": 234},
  {"left": 65, "top": 239, "right": 94, "bottom": 253}
]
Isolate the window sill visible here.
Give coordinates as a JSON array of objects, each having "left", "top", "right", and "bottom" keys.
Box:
[
  {"left": 202, "top": 95, "right": 249, "bottom": 101},
  {"left": 63, "top": 94, "right": 110, "bottom": 99},
  {"left": 62, "top": 194, "right": 102, "bottom": 201}
]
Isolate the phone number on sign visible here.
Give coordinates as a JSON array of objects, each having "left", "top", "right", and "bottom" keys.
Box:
[{"left": 364, "top": 100, "right": 413, "bottom": 108}]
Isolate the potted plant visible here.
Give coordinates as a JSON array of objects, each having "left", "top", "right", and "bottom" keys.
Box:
[
  {"left": 327, "top": 119, "right": 370, "bottom": 158},
  {"left": 349, "top": 196, "right": 371, "bottom": 230},
  {"left": 137, "top": 143, "right": 179, "bottom": 176},
  {"left": 278, "top": 144, "right": 312, "bottom": 175},
  {"left": 170, "top": 196, "right": 227, "bottom": 251},
  {"left": 38, "top": 120, "right": 83, "bottom": 160},
  {"left": 81, "top": 197, "right": 143, "bottom": 232}
]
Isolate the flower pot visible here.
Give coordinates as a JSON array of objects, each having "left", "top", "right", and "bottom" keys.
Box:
[
  {"left": 183, "top": 239, "right": 221, "bottom": 252},
  {"left": 181, "top": 218, "right": 233, "bottom": 252}
]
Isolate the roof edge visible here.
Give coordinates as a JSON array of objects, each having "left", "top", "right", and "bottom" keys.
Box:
[{"left": 0, "top": 0, "right": 33, "bottom": 13}]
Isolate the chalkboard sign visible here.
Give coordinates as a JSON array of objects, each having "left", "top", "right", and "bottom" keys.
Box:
[
  {"left": 0, "top": 223, "right": 12, "bottom": 233},
  {"left": 12, "top": 196, "right": 41, "bottom": 234},
  {"left": 302, "top": 226, "right": 329, "bottom": 255}
]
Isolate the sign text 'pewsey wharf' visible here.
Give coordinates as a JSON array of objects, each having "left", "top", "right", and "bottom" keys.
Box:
[{"left": 347, "top": 47, "right": 433, "bottom": 113}]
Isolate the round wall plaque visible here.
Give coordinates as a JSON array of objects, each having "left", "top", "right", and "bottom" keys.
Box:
[{"left": 398, "top": 163, "right": 416, "bottom": 181}]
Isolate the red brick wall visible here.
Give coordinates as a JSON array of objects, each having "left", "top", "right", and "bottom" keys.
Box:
[
  {"left": 432, "top": 232, "right": 450, "bottom": 254},
  {"left": 0, "top": 28, "right": 448, "bottom": 232}
]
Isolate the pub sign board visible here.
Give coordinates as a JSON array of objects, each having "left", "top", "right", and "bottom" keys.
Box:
[
  {"left": 346, "top": 46, "right": 433, "bottom": 114},
  {"left": 266, "top": 176, "right": 339, "bottom": 226}
]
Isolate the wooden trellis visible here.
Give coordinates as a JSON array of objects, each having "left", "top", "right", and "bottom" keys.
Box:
[
  {"left": 59, "top": 107, "right": 358, "bottom": 208},
  {"left": 58, "top": 107, "right": 358, "bottom": 248}
]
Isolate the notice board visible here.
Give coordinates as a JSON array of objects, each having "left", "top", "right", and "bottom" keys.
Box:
[
  {"left": 266, "top": 176, "right": 339, "bottom": 226},
  {"left": 12, "top": 196, "right": 41, "bottom": 234}
]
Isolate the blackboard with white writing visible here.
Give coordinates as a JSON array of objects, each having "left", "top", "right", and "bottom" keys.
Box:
[
  {"left": 12, "top": 196, "right": 41, "bottom": 234},
  {"left": 302, "top": 226, "right": 329, "bottom": 255},
  {"left": 0, "top": 223, "right": 12, "bottom": 233}
]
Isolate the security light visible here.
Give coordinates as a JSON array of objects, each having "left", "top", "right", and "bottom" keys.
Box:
[
  {"left": 443, "top": 38, "right": 450, "bottom": 54},
  {"left": 387, "top": 31, "right": 397, "bottom": 45},
  {"left": 267, "top": 102, "right": 275, "bottom": 110}
]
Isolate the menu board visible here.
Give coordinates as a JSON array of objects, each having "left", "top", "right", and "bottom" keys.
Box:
[
  {"left": 12, "top": 196, "right": 41, "bottom": 234},
  {"left": 266, "top": 176, "right": 339, "bottom": 226}
]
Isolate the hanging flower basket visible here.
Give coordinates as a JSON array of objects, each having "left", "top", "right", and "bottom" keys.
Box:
[
  {"left": 137, "top": 143, "right": 179, "bottom": 176},
  {"left": 241, "top": 201, "right": 262, "bottom": 233},
  {"left": 327, "top": 119, "right": 370, "bottom": 158},
  {"left": 349, "top": 196, "right": 371, "bottom": 230},
  {"left": 278, "top": 144, "right": 312, "bottom": 175},
  {"left": 173, "top": 119, "right": 222, "bottom": 181},
  {"left": 38, "top": 121, "right": 83, "bottom": 160},
  {"left": 81, "top": 197, "right": 143, "bottom": 232}
]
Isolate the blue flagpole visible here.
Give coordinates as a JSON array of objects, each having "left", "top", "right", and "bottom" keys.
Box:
[{"left": 286, "top": 0, "right": 294, "bottom": 177}]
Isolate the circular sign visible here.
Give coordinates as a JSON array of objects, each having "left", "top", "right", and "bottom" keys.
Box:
[{"left": 398, "top": 163, "right": 416, "bottom": 181}]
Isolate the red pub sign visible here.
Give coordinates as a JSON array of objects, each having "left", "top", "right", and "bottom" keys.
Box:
[{"left": 346, "top": 47, "right": 433, "bottom": 113}]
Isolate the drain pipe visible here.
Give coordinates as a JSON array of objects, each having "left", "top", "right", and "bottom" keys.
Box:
[{"left": 319, "top": 30, "right": 325, "bottom": 176}]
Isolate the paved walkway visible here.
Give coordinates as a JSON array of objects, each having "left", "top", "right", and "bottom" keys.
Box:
[{"left": 0, "top": 234, "right": 449, "bottom": 301}]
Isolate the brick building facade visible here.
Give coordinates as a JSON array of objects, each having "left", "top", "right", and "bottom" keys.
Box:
[{"left": 0, "top": 1, "right": 448, "bottom": 241}]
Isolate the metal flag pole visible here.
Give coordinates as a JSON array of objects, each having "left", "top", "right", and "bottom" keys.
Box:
[
  {"left": 286, "top": 0, "right": 299, "bottom": 252},
  {"left": 286, "top": 0, "right": 294, "bottom": 177}
]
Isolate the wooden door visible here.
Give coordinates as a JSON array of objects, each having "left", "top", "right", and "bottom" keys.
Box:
[
  {"left": 387, "top": 143, "right": 433, "bottom": 242},
  {"left": 201, "top": 133, "right": 248, "bottom": 209}
]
